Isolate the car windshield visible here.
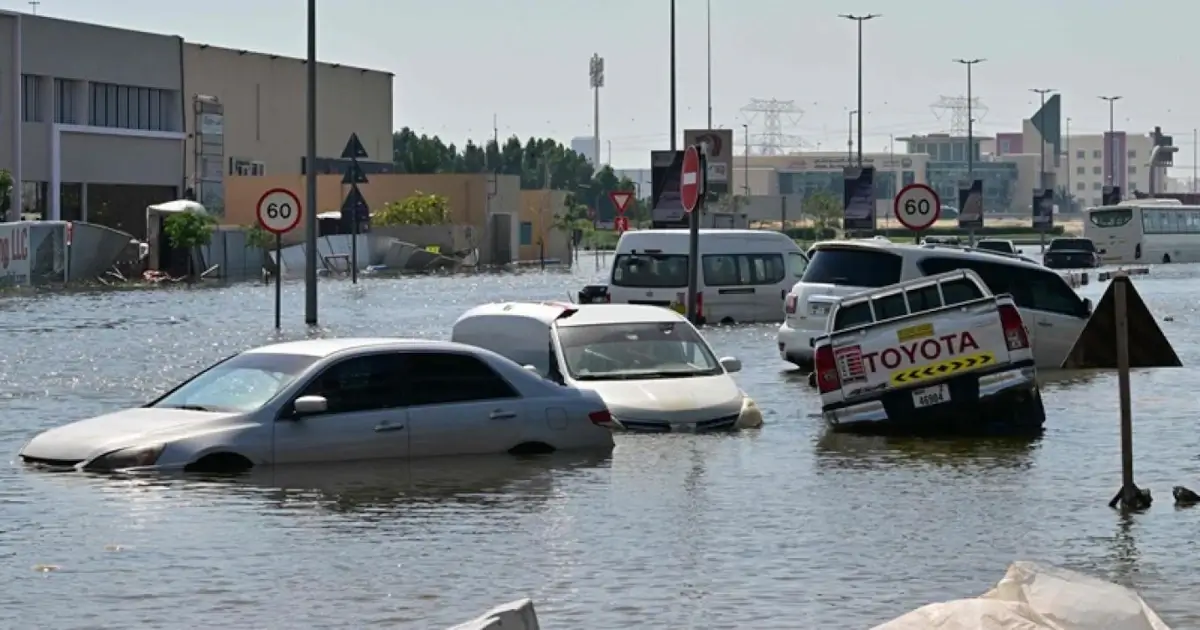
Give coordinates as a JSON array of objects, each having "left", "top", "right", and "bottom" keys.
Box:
[
  {"left": 611, "top": 253, "right": 689, "bottom": 288},
  {"left": 556, "top": 322, "right": 722, "bottom": 380},
  {"left": 150, "top": 352, "right": 320, "bottom": 413},
  {"left": 1049, "top": 239, "right": 1095, "bottom": 252}
]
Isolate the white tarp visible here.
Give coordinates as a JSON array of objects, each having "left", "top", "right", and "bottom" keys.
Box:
[
  {"left": 873, "top": 561, "right": 1170, "bottom": 630},
  {"left": 446, "top": 598, "right": 540, "bottom": 630}
]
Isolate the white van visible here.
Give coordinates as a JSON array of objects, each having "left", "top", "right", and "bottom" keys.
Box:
[
  {"left": 452, "top": 302, "right": 764, "bottom": 433},
  {"left": 603, "top": 229, "right": 808, "bottom": 324},
  {"left": 778, "top": 240, "right": 1093, "bottom": 370}
]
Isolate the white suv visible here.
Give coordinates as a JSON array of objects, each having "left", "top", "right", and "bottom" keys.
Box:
[{"left": 777, "top": 239, "right": 1093, "bottom": 370}]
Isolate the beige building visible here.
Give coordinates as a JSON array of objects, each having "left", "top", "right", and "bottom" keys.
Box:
[{"left": 182, "top": 43, "right": 393, "bottom": 214}]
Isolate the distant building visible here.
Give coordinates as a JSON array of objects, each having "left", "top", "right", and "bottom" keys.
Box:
[{"left": 570, "top": 136, "right": 597, "bottom": 165}]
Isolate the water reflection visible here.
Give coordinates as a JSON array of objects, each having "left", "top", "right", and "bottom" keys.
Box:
[
  {"left": 187, "top": 453, "right": 612, "bottom": 518},
  {"left": 814, "top": 432, "right": 1041, "bottom": 472}
]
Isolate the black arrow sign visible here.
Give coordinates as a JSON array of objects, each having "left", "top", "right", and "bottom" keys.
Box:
[
  {"left": 341, "top": 183, "right": 370, "bottom": 221},
  {"left": 342, "top": 161, "right": 369, "bottom": 185},
  {"left": 341, "top": 132, "right": 369, "bottom": 160}
]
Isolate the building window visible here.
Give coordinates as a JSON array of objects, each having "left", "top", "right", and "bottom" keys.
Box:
[
  {"left": 89, "top": 82, "right": 173, "bottom": 131},
  {"left": 1092, "top": 197, "right": 1102, "bottom": 206},
  {"left": 1076, "top": 166, "right": 1084, "bottom": 175},
  {"left": 53, "top": 78, "right": 77, "bottom": 124},
  {"left": 21, "top": 74, "right": 42, "bottom": 122},
  {"left": 230, "top": 158, "right": 266, "bottom": 176},
  {"left": 1093, "top": 182, "right": 1102, "bottom": 190},
  {"left": 20, "top": 181, "right": 47, "bottom": 218},
  {"left": 519, "top": 221, "right": 533, "bottom": 246},
  {"left": 1076, "top": 150, "right": 1085, "bottom": 160},
  {"left": 1128, "top": 165, "right": 1137, "bottom": 174},
  {"left": 1076, "top": 182, "right": 1086, "bottom": 191},
  {"left": 1092, "top": 150, "right": 1102, "bottom": 159},
  {"left": 1093, "top": 166, "right": 1102, "bottom": 175},
  {"left": 1127, "top": 149, "right": 1137, "bottom": 159}
]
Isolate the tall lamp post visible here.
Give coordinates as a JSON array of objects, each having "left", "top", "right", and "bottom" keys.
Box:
[
  {"left": 847, "top": 110, "right": 858, "bottom": 162},
  {"left": 670, "top": 0, "right": 677, "bottom": 151},
  {"left": 706, "top": 0, "right": 712, "bottom": 128},
  {"left": 304, "top": 0, "right": 318, "bottom": 325},
  {"left": 1099, "top": 95, "right": 1123, "bottom": 186},
  {"left": 839, "top": 14, "right": 880, "bottom": 167},
  {"left": 953, "top": 58, "right": 985, "bottom": 177},
  {"left": 1029, "top": 88, "right": 1055, "bottom": 191}
]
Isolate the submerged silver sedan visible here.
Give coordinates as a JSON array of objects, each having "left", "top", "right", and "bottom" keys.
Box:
[{"left": 19, "top": 338, "right": 616, "bottom": 473}]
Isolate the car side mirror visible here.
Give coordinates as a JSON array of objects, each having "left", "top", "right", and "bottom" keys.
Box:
[
  {"left": 719, "top": 356, "right": 742, "bottom": 373},
  {"left": 293, "top": 395, "right": 328, "bottom": 416}
]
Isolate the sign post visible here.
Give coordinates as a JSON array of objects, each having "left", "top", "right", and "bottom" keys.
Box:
[
  {"left": 893, "top": 183, "right": 941, "bottom": 238},
  {"left": 341, "top": 132, "right": 371, "bottom": 284},
  {"left": 257, "top": 188, "right": 303, "bottom": 329},
  {"left": 610, "top": 191, "right": 632, "bottom": 234},
  {"left": 680, "top": 145, "right": 704, "bottom": 325},
  {"left": 1032, "top": 189, "right": 1054, "bottom": 253}
]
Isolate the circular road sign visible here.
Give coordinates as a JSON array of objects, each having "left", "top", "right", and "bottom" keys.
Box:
[
  {"left": 680, "top": 145, "right": 701, "bottom": 213},
  {"left": 257, "top": 188, "right": 303, "bottom": 234},
  {"left": 893, "top": 183, "right": 941, "bottom": 231},
  {"left": 614, "top": 215, "right": 630, "bottom": 233}
]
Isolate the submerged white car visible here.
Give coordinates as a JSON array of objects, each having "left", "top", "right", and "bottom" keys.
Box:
[
  {"left": 452, "top": 302, "right": 764, "bottom": 433},
  {"left": 18, "top": 338, "right": 615, "bottom": 473}
]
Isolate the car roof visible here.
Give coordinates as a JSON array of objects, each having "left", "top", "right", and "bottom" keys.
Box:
[
  {"left": 243, "top": 337, "right": 471, "bottom": 358},
  {"left": 456, "top": 301, "right": 685, "bottom": 328},
  {"left": 811, "top": 238, "right": 1045, "bottom": 270},
  {"left": 621, "top": 228, "right": 777, "bottom": 238}
]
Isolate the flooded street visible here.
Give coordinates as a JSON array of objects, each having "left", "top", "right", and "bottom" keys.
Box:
[{"left": 3, "top": 255, "right": 1200, "bottom": 628}]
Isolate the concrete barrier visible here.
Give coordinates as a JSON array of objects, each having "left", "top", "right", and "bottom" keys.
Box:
[
  {"left": 447, "top": 599, "right": 540, "bottom": 630},
  {"left": 1099, "top": 267, "right": 1150, "bottom": 282}
]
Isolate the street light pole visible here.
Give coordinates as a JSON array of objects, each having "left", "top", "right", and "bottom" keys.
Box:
[
  {"left": 304, "top": 0, "right": 318, "bottom": 325},
  {"left": 1099, "top": 95, "right": 1123, "bottom": 186},
  {"left": 954, "top": 58, "right": 984, "bottom": 246},
  {"left": 706, "top": 0, "right": 712, "bottom": 128},
  {"left": 1029, "top": 88, "right": 1054, "bottom": 191},
  {"left": 670, "top": 0, "right": 677, "bottom": 151},
  {"left": 847, "top": 110, "right": 857, "bottom": 162},
  {"left": 742, "top": 123, "right": 750, "bottom": 195},
  {"left": 839, "top": 14, "right": 879, "bottom": 167}
]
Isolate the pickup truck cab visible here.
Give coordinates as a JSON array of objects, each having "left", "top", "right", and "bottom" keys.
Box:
[{"left": 813, "top": 270, "right": 1044, "bottom": 435}]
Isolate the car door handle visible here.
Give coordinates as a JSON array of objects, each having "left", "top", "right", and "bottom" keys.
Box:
[
  {"left": 374, "top": 423, "right": 406, "bottom": 433},
  {"left": 1037, "top": 321, "right": 1053, "bottom": 327},
  {"left": 489, "top": 410, "right": 518, "bottom": 420}
]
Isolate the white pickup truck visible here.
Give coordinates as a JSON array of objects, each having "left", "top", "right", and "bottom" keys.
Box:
[{"left": 812, "top": 270, "right": 1045, "bottom": 435}]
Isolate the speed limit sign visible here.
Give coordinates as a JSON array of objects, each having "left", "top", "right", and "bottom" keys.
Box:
[
  {"left": 256, "top": 188, "right": 303, "bottom": 234},
  {"left": 893, "top": 183, "right": 941, "bottom": 231}
]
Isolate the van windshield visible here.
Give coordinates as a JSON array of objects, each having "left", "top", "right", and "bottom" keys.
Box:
[
  {"left": 611, "top": 253, "right": 689, "bottom": 288},
  {"left": 557, "top": 322, "right": 721, "bottom": 380}
]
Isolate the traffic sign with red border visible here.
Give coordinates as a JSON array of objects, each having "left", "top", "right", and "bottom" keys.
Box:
[
  {"left": 614, "top": 215, "right": 630, "bottom": 233},
  {"left": 680, "top": 145, "right": 702, "bottom": 213},
  {"left": 257, "top": 188, "right": 303, "bottom": 234},
  {"left": 893, "top": 183, "right": 941, "bottom": 231},
  {"left": 610, "top": 191, "right": 633, "bottom": 215}
]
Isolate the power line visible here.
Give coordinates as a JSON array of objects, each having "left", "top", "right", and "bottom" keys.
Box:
[{"left": 739, "top": 98, "right": 805, "bottom": 155}]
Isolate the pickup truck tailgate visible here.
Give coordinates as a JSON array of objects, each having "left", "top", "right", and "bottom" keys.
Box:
[{"left": 830, "top": 299, "right": 1012, "bottom": 400}]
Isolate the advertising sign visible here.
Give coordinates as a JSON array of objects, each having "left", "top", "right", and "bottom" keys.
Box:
[
  {"left": 842, "top": 166, "right": 876, "bottom": 231},
  {"left": 1032, "top": 189, "right": 1054, "bottom": 230},
  {"left": 651, "top": 149, "right": 688, "bottom": 227},
  {"left": 683, "top": 129, "right": 733, "bottom": 195},
  {"left": 0, "top": 222, "right": 32, "bottom": 287},
  {"left": 957, "top": 179, "right": 984, "bottom": 229}
]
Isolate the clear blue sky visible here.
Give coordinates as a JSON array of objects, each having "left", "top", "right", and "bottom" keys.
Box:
[{"left": 5, "top": 0, "right": 1197, "bottom": 171}]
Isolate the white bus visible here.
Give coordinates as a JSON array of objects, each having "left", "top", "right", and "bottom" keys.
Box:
[{"left": 1083, "top": 199, "right": 1200, "bottom": 264}]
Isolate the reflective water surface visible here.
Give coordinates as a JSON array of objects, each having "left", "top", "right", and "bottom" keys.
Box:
[{"left": 4, "top": 255, "right": 1200, "bottom": 628}]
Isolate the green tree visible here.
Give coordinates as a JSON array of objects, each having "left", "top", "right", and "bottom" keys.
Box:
[
  {"left": 375, "top": 191, "right": 451, "bottom": 226},
  {"left": 163, "top": 211, "right": 217, "bottom": 282},
  {"left": 803, "top": 192, "right": 843, "bottom": 231},
  {"left": 0, "top": 169, "right": 11, "bottom": 218}
]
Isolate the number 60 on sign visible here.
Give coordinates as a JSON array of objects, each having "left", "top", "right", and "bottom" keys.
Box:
[{"left": 256, "top": 188, "right": 303, "bottom": 234}]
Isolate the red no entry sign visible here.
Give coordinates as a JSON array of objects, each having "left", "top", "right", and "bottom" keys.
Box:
[{"left": 680, "top": 145, "right": 701, "bottom": 213}]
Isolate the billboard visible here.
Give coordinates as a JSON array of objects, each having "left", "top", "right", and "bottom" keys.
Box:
[
  {"left": 957, "top": 179, "right": 984, "bottom": 229},
  {"left": 683, "top": 129, "right": 734, "bottom": 196},
  {"left": 1032, "top": 189, "right": 1054, "bottom": 230},
  {"left": 842, "top": 166, "right": 876, "bottom": 231},
  {"left": 650, "top": 149, "right": 688, "bottom": 228}
]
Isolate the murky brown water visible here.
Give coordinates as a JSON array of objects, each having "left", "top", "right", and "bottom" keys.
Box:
[{"left": 2, "top": 253, "right": 1199, "bottom": 628}]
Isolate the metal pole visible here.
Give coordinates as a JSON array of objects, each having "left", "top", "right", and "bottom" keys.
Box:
[
  {"left": 274, "top": 233, "right": 282, "bottom": 329},
  {"left": 1099, "top": 96, "right": 1122, "bottom": 186},
  {"left": 742, "top": 123, "right": 749, "bottom": 195},
  {"left": 955, "top": 57, "right": 984, "bottom": 246},
  {"left": 1194, "top": 128, "right": 1197, "bottom": 193},
  {"left": 686, "top": 156, "right": 703, "bottom": 325},
  {"left": 670, "top": 0, "right": 677, "bottom": 151},
  {"left": 706, "top": 0, "right": 712, "bottom": 129},
  {"left": 1114, "top": 276, "right": 1135, "bottom": 508},
  {"left": 847, "top": 110, "right": 856, "bottom": 162},
  {"left": 839, "top": 14, "right": 878, "bottom": 167},
  {"left": 1066, "top": 117, "right": 1072, "bottom": 209},
  {"left": 350, "top": 205, "right": 358, "bottom": 283},
  {"left": 1030, "top": 88, "right": 1053, "bottom": 253},
  {"left": 303, "top": 0, "right": 318, "bottom": 325}
]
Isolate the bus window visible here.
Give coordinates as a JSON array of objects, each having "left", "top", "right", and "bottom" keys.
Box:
[{"left": 1089, "top": 209, "right": 1132, "bottom": 228}]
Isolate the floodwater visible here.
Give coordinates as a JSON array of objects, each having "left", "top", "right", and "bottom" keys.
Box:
[{"left": 3, "top": 254, "right": 1200, "bottom": 628}]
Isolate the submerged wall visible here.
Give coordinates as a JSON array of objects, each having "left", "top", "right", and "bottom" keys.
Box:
[{"left": 0, "top": 221, "right": 132, "bottom": 287}]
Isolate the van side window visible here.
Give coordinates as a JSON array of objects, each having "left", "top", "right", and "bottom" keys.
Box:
[
  {"left": 1021, "top": 270, "right": 1086, "bottom": 316},
  {"left": 701, "top": 254, "right": 786, "bottom": 286},
  {"left": 788, "top": 252, "right": 808, "bottom": 277},
  {"left": 919, "top": 257, "right": 1082, "bottom": 316}
]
